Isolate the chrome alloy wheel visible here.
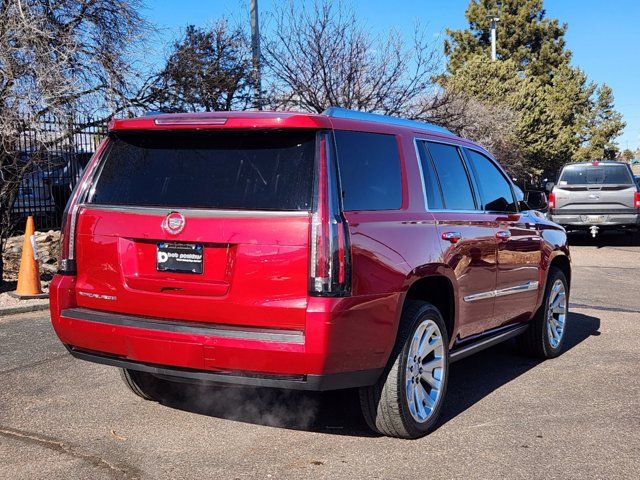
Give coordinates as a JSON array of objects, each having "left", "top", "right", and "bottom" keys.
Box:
[
  {"left": 405, "top": 319, "right": 445, "bottom": 423},
  {"left": 546, "top": 279, "right": 567, "bottom": 348}
]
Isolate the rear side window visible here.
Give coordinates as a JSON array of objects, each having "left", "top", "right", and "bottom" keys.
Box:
[
  {"left": 334, "top": 131, "right": 402, "bottom": 211},
  {"left": 559, "top": 164, "right": 633, "bottom": 185},
  {"left": 465, "top": 149, "right": 517, "bottom": 212},
  {"left": 89, "top": 131, "right": 316, "bottom": 210},
  {"left": 416, "top": 141, "right": 443, "bottom": 209},
  {"left": 426, "top": 142, "right": 476, "bottom": 210}
]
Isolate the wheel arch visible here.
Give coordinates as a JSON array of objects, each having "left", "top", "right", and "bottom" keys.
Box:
[
  {"left": 401, "top": 272, "right": 456, "bottom": 345},
  {"left": 549, "top": 253, "right": 571, "bottom": 289}
]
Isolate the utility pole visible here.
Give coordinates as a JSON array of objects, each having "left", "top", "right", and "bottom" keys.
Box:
[
  {"left": 487, "top": 1, "right": 503, "bottom": 61},
  {"left": 250, "top": 0, "right": 262, "bottom": 110}
]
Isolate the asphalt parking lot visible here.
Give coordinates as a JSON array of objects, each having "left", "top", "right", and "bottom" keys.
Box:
[{"left": 1, "top": 232, "right": 639, "bottom": 479}]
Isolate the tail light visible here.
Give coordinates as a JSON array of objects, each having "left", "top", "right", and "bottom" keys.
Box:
[
  {"left": 58, "top": 203, "right": 79, "bottom": 274},
  {"left": 309, "top": 132, "right": 351, "bottom": 296},
  {"left": 635, "top": 192, "right": 640, "bottom": 209},
  {"left": 58, "top": 139, "right": 109, "bottom": 274},
  {"left": 548, "top": 192, "right": 556, "bottom": 210}
]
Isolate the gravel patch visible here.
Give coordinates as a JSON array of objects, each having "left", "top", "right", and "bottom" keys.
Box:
[{"left": 1, "top": 230, "right": 58, "bottom": 313}]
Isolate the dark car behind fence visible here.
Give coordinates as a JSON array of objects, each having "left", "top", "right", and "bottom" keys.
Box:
[{"left": 10, "top": 116, "right": 107, "bottom": 231}]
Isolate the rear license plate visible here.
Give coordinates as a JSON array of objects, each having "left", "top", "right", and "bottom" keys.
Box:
[
  {"left": 582, "top": 215, "right": 606, "bottom": 224},
  {"left": 157, "top": 243, "right": 203, "bottom": 274}
]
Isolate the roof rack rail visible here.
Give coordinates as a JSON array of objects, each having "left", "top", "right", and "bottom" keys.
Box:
[{"left": 322, "top": 107, "right": 452, "bottom": 135}]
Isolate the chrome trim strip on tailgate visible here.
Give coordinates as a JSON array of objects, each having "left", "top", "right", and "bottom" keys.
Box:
[
  {"left": 551, "top": 208, "right": 638, "bottom": 215},
  {"left": 464, "top": 281, "right": 539, "bottom": 302},
  {"left": 81, "top": 204, "right": 310, "bottom": 218},
  {"left": 61, "top": 307, "right": 305, "bottom": 344}
]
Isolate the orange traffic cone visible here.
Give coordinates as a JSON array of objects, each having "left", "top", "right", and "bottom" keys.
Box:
[{"left": 10, "top": 216, "right": 48, "bottom": 299}]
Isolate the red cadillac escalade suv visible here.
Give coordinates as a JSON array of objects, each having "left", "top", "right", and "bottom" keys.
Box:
[{"left": 50, "top": 108, "right": 571, "bottom": 439}]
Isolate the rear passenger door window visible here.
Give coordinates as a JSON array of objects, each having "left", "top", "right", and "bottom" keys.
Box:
[
  {"left": 334, "top": 131, "right": 402, "bottom": 211},
  {"left": 425, "top": 142, "right": 476, "bottom": 210},
  {"left": 465, "top": 150, "right": 517, "bottom": 213}
]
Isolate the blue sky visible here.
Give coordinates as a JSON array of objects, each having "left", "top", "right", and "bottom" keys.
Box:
[{"left": 145, "top": 0, "right": 640, "bottom": 150}]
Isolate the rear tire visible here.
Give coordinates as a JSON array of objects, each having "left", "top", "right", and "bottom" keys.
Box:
[
  {"left": 359, "top": 301, "right": 449, "bottom": 439},
  {"left": 518, "top": 267, "right": 569, "bottom": 359},
  {"left": 120, "top": 369, "right": 161, "bottom": 401}
]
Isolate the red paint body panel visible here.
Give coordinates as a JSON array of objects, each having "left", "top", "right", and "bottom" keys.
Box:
[
  {"left": 49, "top": 110, "right": 570, "bottom": 388},
  {"left": 73, "top": 207, "right": 310, "bottom": 329}
]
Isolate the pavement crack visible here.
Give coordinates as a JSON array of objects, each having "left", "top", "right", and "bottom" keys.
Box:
[
  {"left": 0, "top": 352, "right": 69, "bottom": 375},
  {"left": 570, "top": 302, "right": 640, "bottom": 314},
  {"left": 0, "top": 426, "right": 142, "bottom": 479}
]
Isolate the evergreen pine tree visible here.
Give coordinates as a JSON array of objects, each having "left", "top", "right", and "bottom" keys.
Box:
[
  {"left": 574, "top": 85, "right": 626, "bottom": 160},
  {"left": 444, "top": 0, "right": 624, "bottom": 173}
]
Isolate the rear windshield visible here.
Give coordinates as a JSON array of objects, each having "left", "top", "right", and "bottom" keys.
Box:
[
  {"left": 88, "top": 130, "right": 316, "bottom": 211},
  {"left": 559, "top": 164, "right": 632, "bottom": 185}
]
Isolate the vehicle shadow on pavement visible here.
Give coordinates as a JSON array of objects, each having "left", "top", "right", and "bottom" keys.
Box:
[
  {"left": 155, "top": 377, "right": 375, "bottom": 436},
  {"left": 438, "top": 312, "right": 601, "bottom": 428},
  {"left": 568, "top": 230, "right": 640, "bottom": 247},
  {"left": 154, "top": 312, "right": 600, "bottom": 438}
]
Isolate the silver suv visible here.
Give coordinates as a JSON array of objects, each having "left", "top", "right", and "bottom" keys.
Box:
[{"left": 548, "top": 161, "right": 640, "bottom": 237}]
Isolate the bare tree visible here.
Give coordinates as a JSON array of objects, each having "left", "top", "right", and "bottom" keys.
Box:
[
  {"left": 262, "top": 0, "right": 444, "bottom": 118},
  {"left": 433, "top": 93, "right": 526, "bottom": 177},
  {"left": 0, "top": 0, "right": 148, "bottom": 282},
  {"left": 147, "top": 22, "right": 253, "bottom": 112},
  {"left": 261, "top": 1, "right": 522, "bottom": 175}
]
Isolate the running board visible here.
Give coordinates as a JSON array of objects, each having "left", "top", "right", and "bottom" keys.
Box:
[{"left": 449, "top": 324, "right": 529, "bottom": 363}]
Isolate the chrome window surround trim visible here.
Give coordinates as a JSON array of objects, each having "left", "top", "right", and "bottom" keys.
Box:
[
  {"left": 463, "top": 281, "right": 539, "bottom": 303},
  {"left": 412, "top": 137, "right": 521, "bottom": 215},
  {"left": 81, "top": 204, "right": 310, "bottom": 218},
  {"left": 413, "top": 137, "right": 479, "bottom": 211}
]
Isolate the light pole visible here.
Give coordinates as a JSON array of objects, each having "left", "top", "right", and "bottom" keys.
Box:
[
  {"left": 250, "top": 0, "right": 262, "bottom": 110},
  {"left": 487, "top": 1, "right": 503, "bottom": 61}
]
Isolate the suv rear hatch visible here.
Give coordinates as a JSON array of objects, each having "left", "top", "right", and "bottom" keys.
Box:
[
  {"left": 553, "top": 162, "right": 638, "bottom": 214},
  {"left": 72, "top": 129, "right": 317, "bottom": 330}
]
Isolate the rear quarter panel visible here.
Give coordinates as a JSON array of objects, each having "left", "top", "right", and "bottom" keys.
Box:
[{"left": 334, "top": 128, "right": 450, "bottom": 364}]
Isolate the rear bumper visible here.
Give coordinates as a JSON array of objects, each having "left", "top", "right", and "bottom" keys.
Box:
[
  {"left": 66, "top": 345, "right": 382, "bottom": 391},
  {"left": 550, "top": 210, "right": 639, "bottom": 227},
  {"left": 50, "top": 275, "right": 397, "bottom": 391}
]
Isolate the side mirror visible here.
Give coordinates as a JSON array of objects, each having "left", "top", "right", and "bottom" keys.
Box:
[
  {"left": 525, "top": 191, "right": 548, "bottom": 210},
  {"left": 545, "top": 181, "right": 555, "bottom": 193}
]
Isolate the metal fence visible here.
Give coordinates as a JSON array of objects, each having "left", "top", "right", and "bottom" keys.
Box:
[{"left": 11, "top": 115, "right": 108, "bottom": 231}]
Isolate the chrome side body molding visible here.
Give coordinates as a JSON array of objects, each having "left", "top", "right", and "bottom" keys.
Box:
[{"left": 464, "top": 281, "right": 539, "bottom": 303}]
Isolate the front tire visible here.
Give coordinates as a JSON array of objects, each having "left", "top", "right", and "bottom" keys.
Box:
[
  {"left": 359, "top": 301, "right": 449, "bottom": 439},
  {"left": 518, "top": 266, "right": 569, "bottom": 358}
]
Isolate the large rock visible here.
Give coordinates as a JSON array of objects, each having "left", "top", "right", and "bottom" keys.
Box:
[{"left": 2, "top": 230, "right": 61, "bottom": 281}]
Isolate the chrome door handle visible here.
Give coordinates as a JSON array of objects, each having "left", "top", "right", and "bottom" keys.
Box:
[
  {"left": 441, "top": 232, "right": 463, "bottom": 244},
  {"left": 496, "top": 230, "right": 511, "bottom": 241}
]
